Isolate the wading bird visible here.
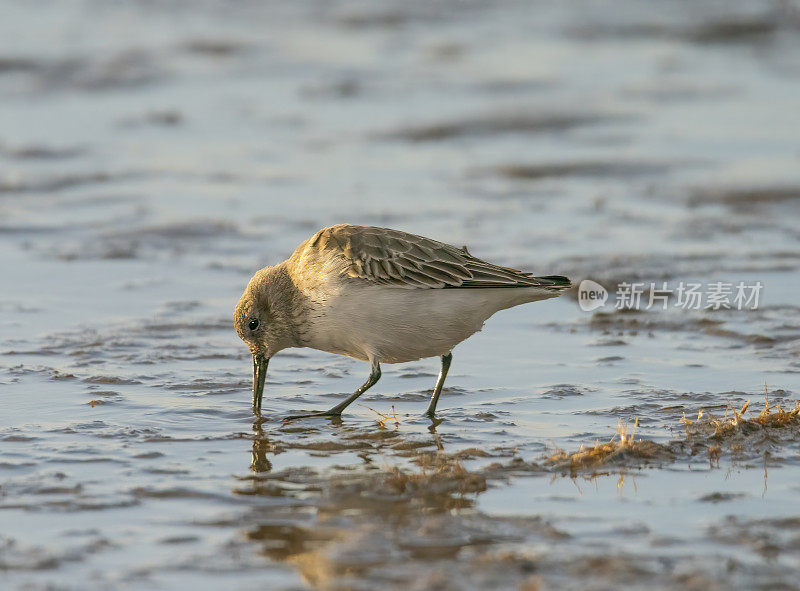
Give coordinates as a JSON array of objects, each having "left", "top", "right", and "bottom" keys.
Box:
[{"left": 234, "top": 225, "right": 570, "bottom": 419}]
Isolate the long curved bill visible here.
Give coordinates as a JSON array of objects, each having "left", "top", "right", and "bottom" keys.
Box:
[{"left": 252, "top": 354, "right": 268, "bottom": 412}]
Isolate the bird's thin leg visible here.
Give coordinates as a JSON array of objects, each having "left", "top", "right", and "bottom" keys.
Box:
[
  {"left": 285, "top": 360, "right": 381, "bottom": 420},
  {"left": 425, "top": 352, "right": 452, "bottom": 418}
]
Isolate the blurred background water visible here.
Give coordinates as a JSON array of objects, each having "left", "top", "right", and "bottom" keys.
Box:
[{"left": 1, "top": 1, "right": 799, "bottom": 589}]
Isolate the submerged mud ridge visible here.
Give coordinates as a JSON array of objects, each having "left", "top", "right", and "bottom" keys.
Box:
[
  {"left": 375, "top": 110, "right": 625, "bottom": 142},
  {"left": 481, "top": 160, "right": 672, "bottom": 181},
  {"left": 552, "top": 305, "right": 800, "bottom": 375}
]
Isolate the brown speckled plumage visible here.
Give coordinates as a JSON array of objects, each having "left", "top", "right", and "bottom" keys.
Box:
[{"left": 303, "top": 224, "right": 569, "bottom": 290}]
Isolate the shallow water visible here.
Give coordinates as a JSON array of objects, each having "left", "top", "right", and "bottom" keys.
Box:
[{"left": 1, "top": 1, "right": 799, "bottom": 589}]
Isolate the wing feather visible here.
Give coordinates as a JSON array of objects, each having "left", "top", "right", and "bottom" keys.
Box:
[{"left": 309, "top": 224, "right": 570, "bottom": 291}]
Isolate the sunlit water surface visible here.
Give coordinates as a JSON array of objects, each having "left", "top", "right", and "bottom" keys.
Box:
[{"left": 1, "top": 1, "right": 799, "bottom": 589}]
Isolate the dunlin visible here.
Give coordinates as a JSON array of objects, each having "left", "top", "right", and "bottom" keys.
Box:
[{"left": 234, "top": 225, "right": 570, "bottom": 419}]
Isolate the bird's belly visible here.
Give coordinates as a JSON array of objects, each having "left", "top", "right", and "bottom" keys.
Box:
[{"left": 304, "top": 285, "right": 530, "bottom": 363}]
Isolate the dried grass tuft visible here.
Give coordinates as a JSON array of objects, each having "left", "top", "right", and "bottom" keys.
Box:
[
  {"left": 548, "top": 384, "right": 799, "bottom": 476},
  {"left": 546, "top": 419, "right": 674, "bottom": 475},
  {"left": 684, "top": 384, "right": 800, "bottom": 443}
]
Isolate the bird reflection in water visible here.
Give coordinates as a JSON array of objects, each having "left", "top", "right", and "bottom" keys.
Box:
[{"left": 250, "top": 418, "right": 273, "bottom": 474}]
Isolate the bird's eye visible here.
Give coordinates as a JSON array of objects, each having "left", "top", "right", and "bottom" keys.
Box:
[{"left": 248, "top": 318, "right": 259, "bottom": 331}]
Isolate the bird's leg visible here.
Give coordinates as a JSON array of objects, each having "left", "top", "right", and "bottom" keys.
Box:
[
  {"left": 284, "top": 360, "right": 381, "bottom": 421},
  {"left": 425, "top": 352, "right": 452, "bottom": 418},
  {"left": 325, "top": 360, "right": 381, "bottom": 414}
]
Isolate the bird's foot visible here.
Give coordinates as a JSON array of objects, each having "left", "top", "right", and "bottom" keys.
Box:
[
  {"left": 425, "top": 409, "right": 444, "bottom": 426},
  {"left": 283, "top": 410, "right": 342, "bottom": 422},
  {"left": 427, "top": 416, "right": 444, "bottom": 433}
]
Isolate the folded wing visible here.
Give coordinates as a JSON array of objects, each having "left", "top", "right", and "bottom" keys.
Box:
[{"left": 309, "top": 224, "right": 570, "bottom": 290}]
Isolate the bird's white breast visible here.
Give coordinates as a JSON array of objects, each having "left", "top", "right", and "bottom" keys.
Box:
[{"left": 302, "top": 281, "right": 554, "bottom": 363}]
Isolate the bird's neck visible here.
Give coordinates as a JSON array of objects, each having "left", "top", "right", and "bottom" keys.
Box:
[{"left": 266, "top": 262, "right": 310, "bottom": 352}]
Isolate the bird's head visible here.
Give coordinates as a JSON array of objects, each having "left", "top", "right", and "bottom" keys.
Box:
[
  {"left": 234, "top": 271, "right": 270, "bottom": 358},
  {"left": 234, "top": 265, "right": 300, "bottom": 412}
]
